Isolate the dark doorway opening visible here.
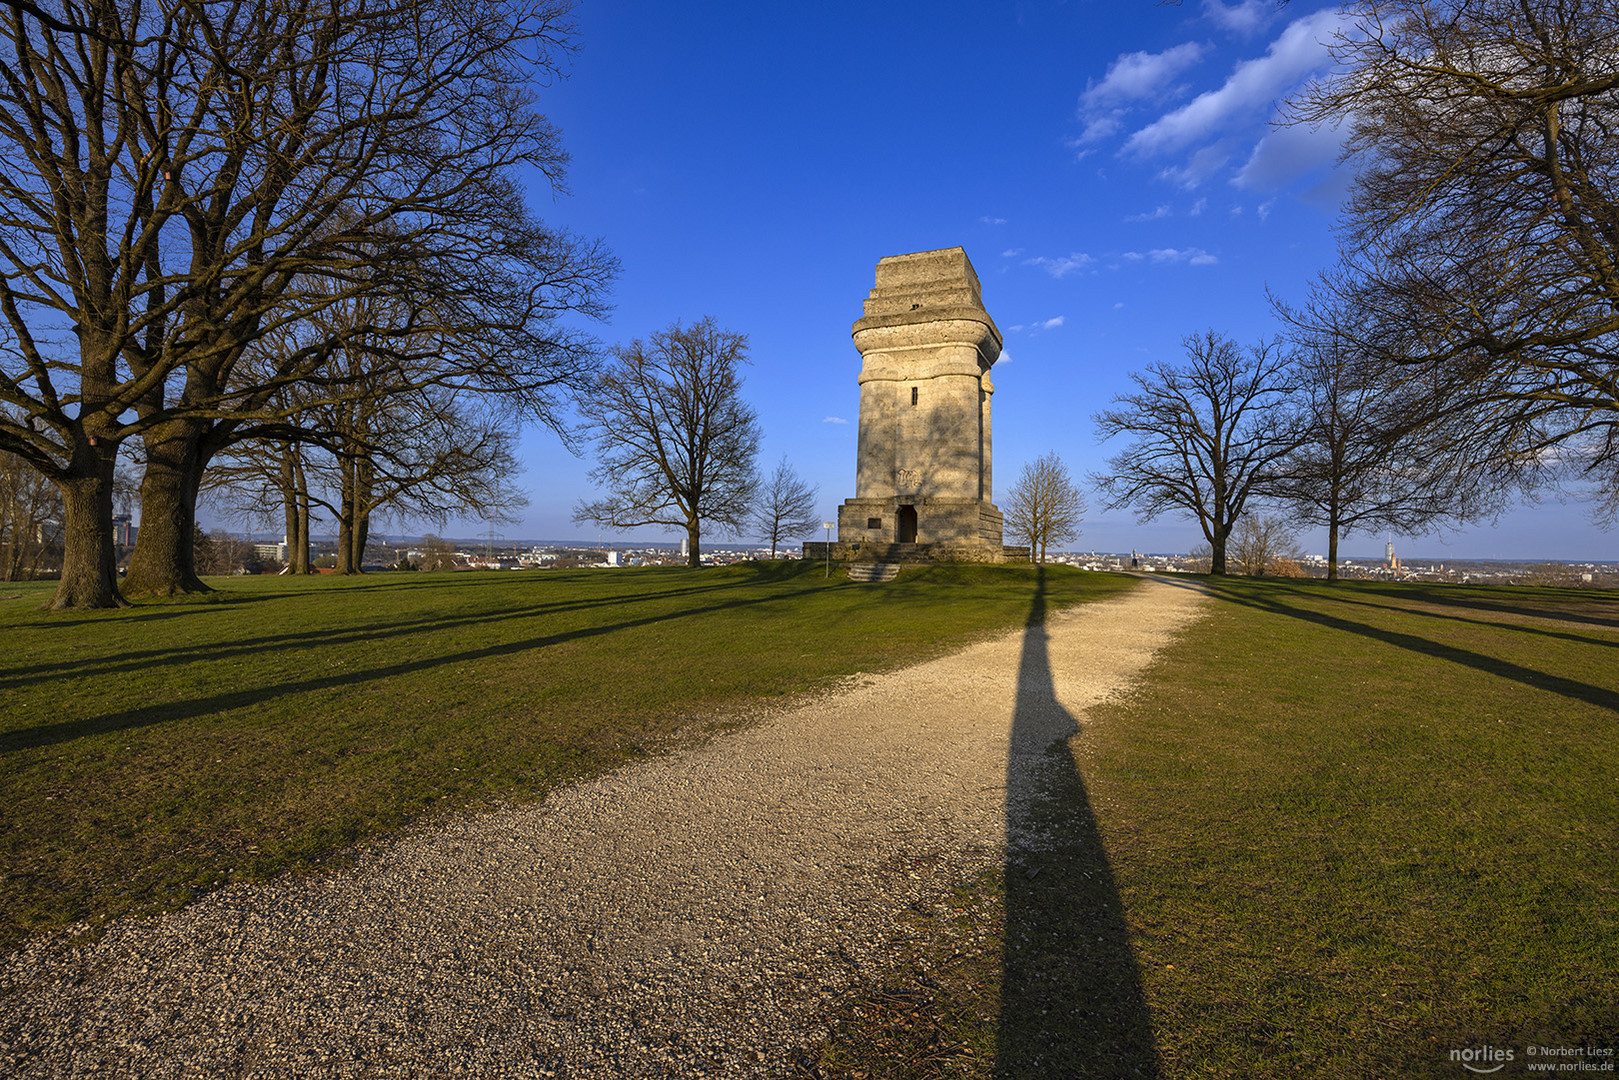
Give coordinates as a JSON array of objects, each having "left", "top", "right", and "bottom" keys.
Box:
[{"left": 898, "top": 504, "right": 918, "bottom": 543}]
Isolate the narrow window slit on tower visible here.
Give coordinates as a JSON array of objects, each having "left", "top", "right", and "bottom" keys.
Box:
[{"left": 911, "top": 386, "right": 918, "bottom": 406}]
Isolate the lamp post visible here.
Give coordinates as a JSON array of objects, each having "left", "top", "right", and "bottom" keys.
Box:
[{"left": 822, "top": 521, "right": 834, "bottom": 579}]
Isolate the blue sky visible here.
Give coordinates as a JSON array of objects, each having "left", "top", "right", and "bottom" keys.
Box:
[{"left": 438, "top": 0, "right": 1612, "bottom": 562}]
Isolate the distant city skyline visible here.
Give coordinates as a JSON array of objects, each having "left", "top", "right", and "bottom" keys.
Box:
[
  {"left": 272, "top": 530, "right": 1613, "bottom": 569},
  {"left": 194, "top": 1, "right": 1615, "bottom": 563}
]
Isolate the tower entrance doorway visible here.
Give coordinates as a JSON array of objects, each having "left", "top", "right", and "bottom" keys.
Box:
[{"left": 898, "top": 505, "right": 918, "bottom": 543}]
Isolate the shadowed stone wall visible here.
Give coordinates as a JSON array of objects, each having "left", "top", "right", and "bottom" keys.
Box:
[{"left": 804, "top": 542, "right": 1032, "bottom": 565}]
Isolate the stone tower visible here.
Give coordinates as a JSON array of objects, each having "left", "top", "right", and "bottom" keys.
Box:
[{"left": 835, "top": 247, "right": 1006, "bottom": 556}]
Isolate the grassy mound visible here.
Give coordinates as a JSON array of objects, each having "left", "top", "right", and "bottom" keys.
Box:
[
  {"left": 802, "top": 577, "right": 1619, "bottom": 1078},
  {"left": 0, "top": 561, "right": 1131, "bottom": 949}
]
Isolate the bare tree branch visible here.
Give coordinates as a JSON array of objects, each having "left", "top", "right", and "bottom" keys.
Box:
[
  {"left": 1092, "top": 331, "right": 1299, "bottom": 575},
  {"left": 574, "top": 318, "right": 761, "bottom": 568},
  {"left": 750, "top": 455, "right": 817, "bottom": 559},
  {"left": 1290, "top": 0, "right": 1619, "bottom": 517},
  {"left": 1004, "top": 450, "right": 1085, "bottom": 563}
]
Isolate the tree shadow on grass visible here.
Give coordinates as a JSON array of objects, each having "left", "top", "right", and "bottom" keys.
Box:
[
  {"left": 0, "top": 574, "right": 833, "bottom": 752},
  {"left": 0, "top": 572, "right": 818, "bottom": 693},
  {"left": 997, "top": 569, "right": 1159, "bottom": 1078},
  {"left": 1198, "top": 579, "right": 1619, "bottom": 714}
]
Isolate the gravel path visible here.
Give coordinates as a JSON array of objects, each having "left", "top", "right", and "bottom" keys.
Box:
[{"left": 1, "top": 576, "right": 1208, "bottom": 1078}]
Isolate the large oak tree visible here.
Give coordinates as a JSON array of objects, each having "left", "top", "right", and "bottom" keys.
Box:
[
  {"left": 0, "top": 0, "right": 610, "bottom": 608},
  {"left": 1093, "top": 331, "right": 1299, "bottom": 575},
  {"left": 1292, "top": 0, "right": 1619, "bottom": 514},
  {"left": 575, "top": 318, "right": 761, "bottom": 568}
]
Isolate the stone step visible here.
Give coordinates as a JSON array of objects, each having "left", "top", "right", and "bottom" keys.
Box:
[{"left": 846, "top": 563, "right": 901, "bottom": 583}]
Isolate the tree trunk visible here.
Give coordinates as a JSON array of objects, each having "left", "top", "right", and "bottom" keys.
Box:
[
  {"left": 123, "top": 419, "right": 210, "bottom": 597},
  {"left": 294, "top": 486, "right": 311, "bottom": 573},
  {"left": 353, "top": 501, "right": 370, "bottom": 571},
  {"left": 289, "top": 449, "right": 313, "bottom": 574},
  {"left": 334, "top": 442, "right": 377, "bottom": 575},
  {"left": 686, "top": 520, "right": 701, "bottom": 568},
  {"left": 335, "top": 452, "right": 356, "bottom": 574},
  {"left": 1326, "top": 521, "right": 1340, "bottom": 582},
  {"left": 353, "top": 456, "right": 372, "bottom": 570},
  {"left": 1210, "top": 527, "right": 1229, "bottom": 576},
  {"left": 48, "top": 459, "right": 126, "bottom": 610},
  {"left": 280, "top": 449, "right": 302, "bottom": 573}
]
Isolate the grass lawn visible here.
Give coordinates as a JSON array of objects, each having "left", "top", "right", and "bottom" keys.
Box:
[
  {"left": 800, "top": 577, "right": 1619, "bottom": 1079},
  {"left": 0, "top": 561, "right": 1133, "bottom": 951}
]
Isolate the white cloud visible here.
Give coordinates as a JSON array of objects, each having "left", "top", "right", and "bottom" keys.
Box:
[
  {"left": 997, "top": 348, "right": 1012, "bottom": 364},
  {"left": 980, "top": 215, "right": 1007, "bottom": 225},
  {"left": 1233, "top": 117, "right": 1349, "bottom": 191},
  {"left": 1257, "top": 199, "right": 1275, "bottom": 221},
  {"left": 1082, "top": 42, "right": 1209, "bottom": 110},
  {"left": 1008, "top": 317, "right": 1065, "bottom": 334},
  {"left": 1074, "top": 42, "right": 1208, "bottom": 146},
  {"left": 1024, "top": 253, "right": 1095, "bottom": 278},
  {"left": 1001, "top": 248, "right": 1024, "bottom": 258},
  {"left": 1073, "top": 115, "right": 1123, "bottom": 146},
  {"left": 1114, "top": 302, "right": 1126, "bottom": 309},
  {"left": 1202, "top": 0, "right": 1277, "bottom": 35},
  {"left": 1125, "top": 204, "right": 1173, "bottom": 222},
  {"left": 1124, "top": 9, "right": 1341, "bottom": 159},
  {"left": 823, "top": 416, "right": 848, "bottom": 424},
  {"left": 1156, "top": 144, "right": 1232, "bottom": 190},
  {"left": 1190, "top": 197, "right": 1208, "bottom": 216},
  {"left": 1123, "top": 247, "right": 1220, "bottom": 266}
]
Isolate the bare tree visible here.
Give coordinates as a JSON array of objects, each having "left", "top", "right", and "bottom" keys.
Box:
[
  {"left": 1093, "top": 331, "right": 1300, "bottom": 575},
  {"left": 1520, "top": 562, "right": 1583, "bottom": 587},
  {"left": 1290, "top": 0, "right": 1619, "bottom": 517},
  {"left": 0, "top": 441, "right": 62, "bottom": 581},
  {"left": 1269, "top": 304, "right": 1499, "bottom": 580},
  {"left": 194, "top": 529, "right": 251, "bottom": 577},
  {"left": 419, "top": 534, "right": 459, "bottom": 572},
  {"left": 751, "top": 456, "right": 817, "bottom": 559},
  {"left": 575, "top": 318, "right": 761, "bottom": 568},
  {"left": 0, "top": 0, "right": 612, "bottom": 608},
  {"left": 1230, "top": 514, "right": 1307, "bottom": 577},
  {"left": 1004, "top": 451, "right": 1086, "bottom": 563}
]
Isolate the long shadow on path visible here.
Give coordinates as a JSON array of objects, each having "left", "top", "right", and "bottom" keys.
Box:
[{"left": 996, "top": 570, "right": 1159, "bottom": 1078}]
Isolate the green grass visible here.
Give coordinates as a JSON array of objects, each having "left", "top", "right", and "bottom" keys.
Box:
[
  {"left": 0, "top": 561, "right": 1133, "bottom": 951},
  {"left": 798, "top": 577, "right": 1619, "bottom": 1079}
]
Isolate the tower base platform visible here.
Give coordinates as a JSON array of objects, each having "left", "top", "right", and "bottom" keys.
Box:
[{"left": 802, "top": 541, "right": 1030, "bottom": 565}]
